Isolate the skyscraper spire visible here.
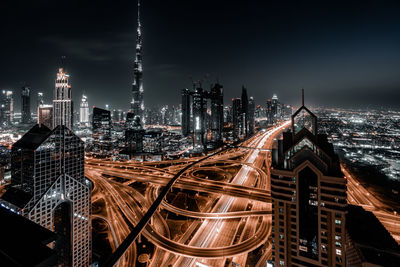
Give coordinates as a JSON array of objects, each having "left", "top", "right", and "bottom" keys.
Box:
[{"left": 131, "top": 0, "right": 144, "bottom": 123}]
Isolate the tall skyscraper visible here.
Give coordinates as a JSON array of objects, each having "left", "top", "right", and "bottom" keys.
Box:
[
  {"left": 125, "top": 115, "right": 145, "bottom": 154},
  {"left": 271, "top": 91, "right": 347, "bottom": 266},
  {"left": 266, "top": 98, "right": 273, "bottom": 124},
  {"left": 232, "top": 98, "right": 242, "bottom": 139},
  {"left": 0, "top": 90, "right": 14, "bottom": 126},
  {"left": 241, "top": 86, "right": 249, "bottom": 137},
  {"left": 21, "top": 85, "right": 31, "bottom": 124},
  {"left": 53, "top": 68, "right": 73, "bottom": 129},
  {"left": 248, "top": 96, "right": 255, "bottom": 135},
  {"left": 38, "top": 104, "right": 53, "bottom": 129},
  {"left": 192, "top": 87, "right": 207, "bottom": 149},
  {"left": 210, "top": 83, "right": 224, "bottom": 144},
  {"left": 80, "top": 95, "right": 89, "bottom": 126},
  {"left": 92, "top": 107, "right": 111, "bottom": 152},
  {"left": 131, "top": 0, "right": 144, "bottom": 123},
  {"left": 37, "top": 92, "right": 44, "bottom": 108},
  {"left": 181, "top": 88, "right": 191, "bottom": 136},
  {"left": 271, "top": 93, "right": 279, "bottom": 122},
  {"left": 1, "top": 124, "right": 91, "bottom": 266}
]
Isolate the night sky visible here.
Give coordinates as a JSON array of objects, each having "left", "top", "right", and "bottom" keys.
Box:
[{"left": 2, "top": 0, "right": 400, "bottom": 111}]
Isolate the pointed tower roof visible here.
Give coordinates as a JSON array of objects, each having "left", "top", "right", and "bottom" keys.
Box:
[{"left": 291, "top": 88, "right": 318, "bottom": 135}]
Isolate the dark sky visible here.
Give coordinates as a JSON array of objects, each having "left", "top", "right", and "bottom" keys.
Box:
[{"left": 1, "top": 0, "right": 400, "bottom": 111}]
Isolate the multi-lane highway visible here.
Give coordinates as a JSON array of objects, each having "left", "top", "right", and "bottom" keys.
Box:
[
  {"left": 89, "top": 122, "right": 290, "bottom": 267},
  {"left": 88, "top": 120, "right": 400, "bottom": 267}
]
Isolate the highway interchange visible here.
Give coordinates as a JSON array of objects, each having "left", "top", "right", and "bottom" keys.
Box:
[{"left": 87, "top": 121, "right": 400, "bottom": 266}]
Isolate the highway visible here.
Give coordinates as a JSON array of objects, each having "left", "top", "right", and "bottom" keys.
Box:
[
  {"left": 344, "top": 167, "right": 400, "bottom": 243},
  {"left": 88, "top": 123, "right": 289, "bottom": 267},
  {"left": 87, "top": 119, "right": 400, "bottom": 267}
]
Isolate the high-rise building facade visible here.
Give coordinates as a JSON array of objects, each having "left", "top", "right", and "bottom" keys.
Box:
[
  {"left": 131, "top": 0, "right": 144, "bottom": 123},
  {"left": 92, "top": 107, "right": 111, "bottom": 152},
  {"left": 125, "top": 114, "right": 145, "bottom": 153},
  {"left": 80, "top": 95, "right": 89, "bottom": 126},
  {"left": 38, "top": 104, "right": 53, "bottom": 129},
  {"left": 192, "top": 87, "right": 207, "bottom": 149},
  {"left": 37, "top": 92, "right": 44, "bottom": 108},
  {"left": 271, "top": 92, "right": 347, "bottom": 267},
  {"left": 181, "top": 88, "right": 191, "bottom": 137},
  {"left": 21, "top": 85, "right": 31, "bottom": 124},
  {"left": 232, "top": 98, "right": 242, "bottom": 139},
  {"left": 241, "top": 86, "right": 249, "bottom": 137},
  {"left": 271, "top": 93, "right": 279, "bottom": 123},
  {"left": 0, "top": 90, "right": 14, "bottom": 127},
  {"left": 210, "top": 83, "right": 224, "bottom": 144},
  {"left": 1, "top": 124, "right": 91, "bottom": 266},
  {"left": 248, "top": 96, "right": 255, "bottom": 135},
  {"left": 53, "top": 68, "right": 73, "bottom": 129}
]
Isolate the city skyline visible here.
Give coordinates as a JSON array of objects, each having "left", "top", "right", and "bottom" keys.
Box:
[
  {"left": 2, "top": 1, "right": 400, "bottom": 110},
  {"left": 0, "top": 1, "right": 400, "bottom": 266}
]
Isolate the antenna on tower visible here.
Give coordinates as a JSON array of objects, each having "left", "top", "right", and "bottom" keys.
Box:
[
  {"left": 137, "top": 0, "right": 141, "bottom": 25},
  {"left": 301, "top": 88, "right": 305, "bottom": 106},
  {"left": 60, "top": 56, "right": 66, "bottom": 70},
  {"left": 189, "top": 76, "right": 196, "bottom": 89}
]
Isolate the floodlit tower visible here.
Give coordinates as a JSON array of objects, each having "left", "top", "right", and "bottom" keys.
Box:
[
  {"left": 37, "top": 92, "right": 44, "bottom": 110},
  {"left": 0, "top": 90, "right": 14, "bottom": 126},
  {"left": 131, "top": 0, "right": 144, "bottom": 123},
  {"left": 80, "top": 95, "right": 89, "bottom": 126},
  {"left": 53, "top": 68, "right": 73, "bottom": 129}
]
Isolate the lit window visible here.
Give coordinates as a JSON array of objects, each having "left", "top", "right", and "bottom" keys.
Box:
[
  {"left": 279, "top": 234, "right": 284, "bottom": 240},
  {"left": 335, "top": 219, "right": 342, "bottom": 225},
  {"left": 335, "top": 241, "right": 342, "bottom": 247},
  {"left": 336, "top": 249, "right": 342, "bottom": 256},
  {"left": 335, "top": 235, "right": 341, "bottom": 240},
  {"left": 279, "top": 260, "right": 285, "bottom": 266}
]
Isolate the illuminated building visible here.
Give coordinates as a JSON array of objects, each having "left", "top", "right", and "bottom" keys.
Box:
[
  {"left": 131, "top": 0, "right": 144, "bottom": 123},
  {"left": 92, "top": 107, "right": 111, "bottom": 152},
  {"left": 125, "top": 115, "right": 145, "bottom": 153},
  {"left": 271, "top": 93, "right": 278, "bottom": 123},
  {"left": 37, "top": 92, "right": 44, "bottom": 108},
  {"left": 53, "top": 68, "right": 73, "bottom": 129},
  {"left": 232, "top": 98, "right": 242, "bottom": 139},
  {"left": 38, "top": 104, "right": 53, "bottom": 129},
  {"left": 241, "top": 86, "right": 249, "bottom": 136},
  {"left": 271, "top": 90, "right": 347, "bottom": 266},
  {"left": 79, "top": 95, "right": 89, "bottom": 126},
  {"left": 210, "top": 83, "right": 224, "bottom": 145},
  {"left": 1, "top": 124, "right": 91, "bottom": 266},
  {"left": 248, "top": 96, "right": 255, "bottom": 135},
  {"left": 181, "top": 88, "right": 191, "bottom": 136},
  {"left": 0, "top": 90, "right": 14, "bottom": 126},
  {"left": 192, "top": 87, "right": 207, "bottom": 149},
  {"left": 21, "top": 85, "right": 31, "bottom": 124},
  {"left": 266, "top": 98, "right": 273, "bottom": 124}
]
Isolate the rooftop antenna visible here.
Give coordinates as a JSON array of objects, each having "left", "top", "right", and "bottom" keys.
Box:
[
  {"left": 189, "top": 76, "right": 196, "bottom": 89},
  {"left": 302, "top": 88, "right": 304, "bottom": 106},
  {"left": 60, "top": 56, "right": 66, "bottom": 70}
]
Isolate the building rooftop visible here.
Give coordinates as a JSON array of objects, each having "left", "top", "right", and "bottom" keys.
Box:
[
  {"left": 12, "top": 124, "right": 52, "bottom": 150},
  {"left": 347, "top": 205, "right": 400, "bottom": 266},
  {"left": 1, "top": 186, "right": 32, "bottom": 208},
  {"left": 0, "top": 206, "right": 57, "bottom": 266}
]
